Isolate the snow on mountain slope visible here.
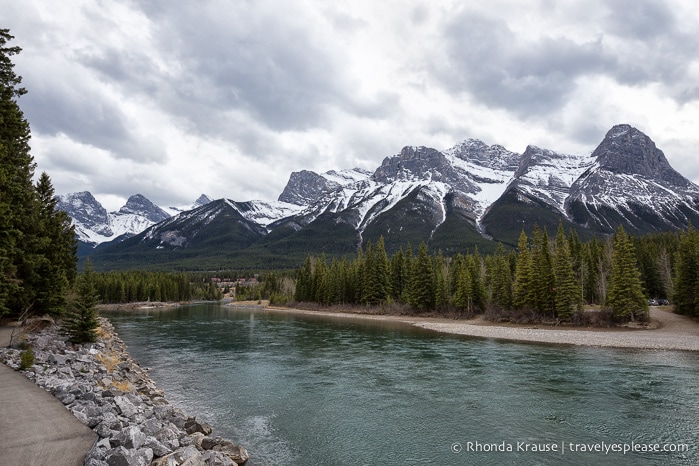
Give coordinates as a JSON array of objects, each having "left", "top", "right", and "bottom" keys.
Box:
[
  {"left": 566, "top": 124, "right": 699, "bottom": 232},
  {"left": 509, "top": 145, "right": 595, "bottom": 213},
  {"left": 231, "top": 200, "right": 305, "bottom": 228},
  {"left": 59, "top": 193, "right": 212, "bottom": 246}
]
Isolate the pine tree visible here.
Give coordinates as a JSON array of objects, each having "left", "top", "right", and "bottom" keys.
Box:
[
  {"left": 606, "top": 225, "right": 648, "bottom": 321},
  {"left": 433, "top": 252, "right": 449, "bottom": 311},
  {"left": 552, "top": 223, "right": 581, "bottom": 320},
  {"left": 295, "top": 256, "right": 313, "bottom": 302},
  {"left": 489, "top": 243, "right": 512, "bottom": 309},
  {"left": 32, "top": 172, "right": 77, "bottom": 315},
  {"left": 468, "top": 248, "right": 486, "bottom": 312},
  {"left": 452, "top": 254, "right": 473, "bottom": 313},
  {"left": 63, "top": 261, "right": 100, "bottom": 344},
  {"left": 531, "top": 225, "right": 555, "bottom": 317},
  {"left": 513, "top": 230, "right": 534, "bottom": 309},
  {"left": 0, "top": 29, "right": 34, "bottom": 316},
  {"left": 673, "top": 226, "right": 699, "bottom": 316},
  {"left": 409, "top": 242, "right": 435, "bottom": 312}
]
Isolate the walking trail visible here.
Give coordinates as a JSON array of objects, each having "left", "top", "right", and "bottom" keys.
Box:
[{"left": 0, "top": 325, "right": 97, "bottom": 466}]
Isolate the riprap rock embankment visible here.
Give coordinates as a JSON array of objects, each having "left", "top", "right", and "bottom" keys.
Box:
[{"left": 1, "top": 318, "right": 249, "bottom": 466}]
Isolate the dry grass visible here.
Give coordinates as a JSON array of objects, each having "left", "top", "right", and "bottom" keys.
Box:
[
  {"left": 95, "top": 352, "right": 120, "bottom": 372},
  {"left": 111, "top": 380, "right": 133, "bottom": 392}
]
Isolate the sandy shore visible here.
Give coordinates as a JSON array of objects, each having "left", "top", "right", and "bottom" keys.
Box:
[{"left": 242, "top": 304, "right": 699, "bottom": 352}]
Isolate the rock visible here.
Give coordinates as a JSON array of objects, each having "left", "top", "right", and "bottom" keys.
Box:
[
  {"left": 152, "top": 445, "right": 204, "bottom": 466},
  {"left": 201, "top": 437, "right": 249, "bottom": 465},
  {"left": 201, "top": 450, "right": 239, "bottom": 466},
  {"left": 185, "top": 417, "right": 213, "bottom": 435},
  {"left": 143, "top": 435, "right": 173, "bottom": 457},
  {"left": 112, "top": 426, "right": 147, "bottom": 450},
  {"left": 114, "top": 395, "right": 139, "bottom": 418},
  {"left": 106, "top": 446, "right": 153, "bottom": 466},
  {"left": 70, "top": 400, "right": 103, "bottom": 427},
  {"left": 0, "top": 317, "right": 247, "bottom": 466}
]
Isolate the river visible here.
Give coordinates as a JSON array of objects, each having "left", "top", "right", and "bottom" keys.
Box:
[{"left": 106, "top": 303, "right": 698, "bottom": 465}]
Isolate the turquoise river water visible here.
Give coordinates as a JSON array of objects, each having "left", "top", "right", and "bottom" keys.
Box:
[{"left": 106, "top": 303, "right": 698, "bottom": 465}]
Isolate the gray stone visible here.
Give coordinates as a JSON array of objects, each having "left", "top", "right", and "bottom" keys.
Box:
[
  {"left": 144, "top": 435, "right": 173, "bottom": 457},
  {"left": 106, "top": 446, "right": 153, "bottom": 466},
  {"left": 185, "top": 417, "right": 213, "bottom": 435},
  {"left": 71, "top": 400, "right": 103, "bottom": 427},
  {"left": 201, "top": 437, "right": 249, "bottom": 465},
  {"left": 152, "top": 446, "right": 204, "bottom": 466},
  {"left": 201, "top": 451, "right": 238, "bottom": 466},
  {"left": 112, "top": 426, "right": 147, "bottom": 450},
  {"left": 114, "top": 395, "right": 139, "bottom": 418}
]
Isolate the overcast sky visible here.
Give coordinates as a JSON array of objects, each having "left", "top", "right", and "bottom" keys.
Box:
[{"left": 4, "top": 0, "right": 699, "bottom": 211}]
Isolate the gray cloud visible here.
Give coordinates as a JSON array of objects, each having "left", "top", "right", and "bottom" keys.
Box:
[
  {"left": 3, "top": 0, "right": 699, "bottom": 207},
  {"left": 435, "top": 10, "right": 617, "bottom": 117}
]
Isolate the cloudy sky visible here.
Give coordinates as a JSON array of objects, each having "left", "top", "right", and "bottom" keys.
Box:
[{"left": 4, "top": 0, "right": 699, "bottom": 211}]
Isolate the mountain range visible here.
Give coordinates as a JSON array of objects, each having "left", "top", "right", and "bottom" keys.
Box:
[{"left": 62, "top": 124, "right": 699, "bottom": 270}]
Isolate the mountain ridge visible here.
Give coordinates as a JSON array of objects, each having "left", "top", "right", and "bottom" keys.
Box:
[{"left": 65, "top": 124, "right": 699, "bottom": 269}]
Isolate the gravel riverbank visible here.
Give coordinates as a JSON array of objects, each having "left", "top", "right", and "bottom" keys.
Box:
[{"left": 258, "top": 305, "right": 699, "bottom": 351}]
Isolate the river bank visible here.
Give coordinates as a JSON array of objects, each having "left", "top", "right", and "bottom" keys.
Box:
[
  {"left": 231, "top": 303, "right": 699, "bottom": 352},
  {"left": 0, "top": 317, "right": 249, "bottom": 466}
]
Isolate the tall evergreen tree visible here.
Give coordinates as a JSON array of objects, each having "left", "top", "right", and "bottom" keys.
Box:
[
  {"left": 409, "top": 242, "right": 436, "bottom": 312},
  {"left": 0, "top": 30, "right": 77, "bottom": 318},
  {"left": 468, "top": 248, "right": 486, "bottom": 312},
  {"left": 0, "top": 29, "right": 34, "bottom": 316},
  {"left": 553, "top": 223, "right": 581, "bottom": 320},
  {"left": 63, "top": 260, "right": 100, "bottom": 344},
  {"left": 32, "top": 172, "right": 77, "bottom": 315},
  {"left": 673, "top": 226, "right": 699, "bottom": 316},
  {"left": 489, "top": 243, "right": 512, "bottom": 309},
  {"left": 531, "top": 225, "right": 555, "bottom": 317},
  {"left": 513, "top": 230, "right": 534, "bottom": 310},
  {"left": 606, "top": 225, "right": 648, "bottom": 321}
]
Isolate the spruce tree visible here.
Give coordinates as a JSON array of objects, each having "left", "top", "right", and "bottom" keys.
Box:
[
  {"left": 468, "top": 248, "right": 486, "bottom": 312},
  {"left": 673, "top": 226, "right": 699, "bottom": 316},
  {"left": 513, "top": 230, "right": 534, "bottom": 309},
  {"left": 295, "top": 256, "right": 313, "bottom": 302},
  {"left": 531, "top": 225, "right": 555, "bottom": 317},
  {"left": 0, "top": 29, "right": 34, "bottom": 316},
  {"left": 33, "top": 172, "right": 77, "bottom": 315},
  {"left": 64, "top": 261, "right": 100, "bottom": 344},
  {"left": 552, "top": 223, "right": 581, "bottom": 320},
  {"left": 606, "top": 225, "right": 648, "bottom": 321},
  {"left": 409, "top": 242, "right": 436, "bottom": 312},
  {"left": 489, "top": 243, "right": 512, "bottom": 309},
  {"left": 0, "top": 30, "right": 78, "bottom": 318}
]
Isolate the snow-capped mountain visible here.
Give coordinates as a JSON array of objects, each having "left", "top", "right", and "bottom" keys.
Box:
[
  {"left": 84, "top": 124, "right": 699, "bottom": 269},
  {"left": 165, "top": 194, "right": 214, "bottom": 216},
  {"left": 565, "top": 124, "right": 699, "bottom": 233},
  {"left": 57, "top": 193, "right": 212, "bottom": 247}
]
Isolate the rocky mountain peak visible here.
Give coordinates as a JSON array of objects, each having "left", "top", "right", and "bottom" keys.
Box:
[
  {"left": 445, "top": 139, "right": 521, "bottom": 171},
  {"left": 278, "top": 170, "right": 340, "bottom": 205},
  {"left": 118, "top": 194, "right": 170, "bottom": 223},
  {"left": 194, "top": 194, "right": 213, "bottom": 207},
  {"left": 373, "top": 146, "right": 448, "bottom": 182},
  {"left": 56, "top": 191, "right": 112, "bottom": 236},
  {"left": 593, "top": 124, "right": 686, "bottom": 186}
]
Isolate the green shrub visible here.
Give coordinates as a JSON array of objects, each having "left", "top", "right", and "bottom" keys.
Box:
[{"left": 19, "top": 347, "right": 35, "bottom": 370}]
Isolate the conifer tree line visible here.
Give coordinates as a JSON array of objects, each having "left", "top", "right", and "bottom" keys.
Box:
[
  {"left": 0, "top": 30, "right": 77, "bottom": 319},
  {"left": 90, "top": 271, "right": 195, "bottom": 303},
  {"left": 294, "top": 224, "right": 699, "bottom": 322}
]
